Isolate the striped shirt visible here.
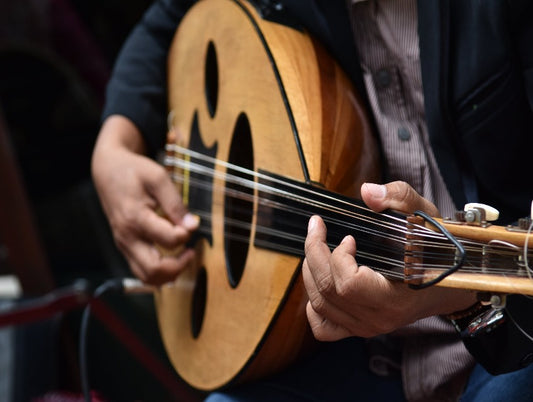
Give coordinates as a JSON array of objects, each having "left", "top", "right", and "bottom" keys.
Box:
[{"left": 349, "top": 1, "right": 475, "bottom": 400}]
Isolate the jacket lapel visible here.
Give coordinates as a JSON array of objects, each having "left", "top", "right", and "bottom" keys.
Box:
[
  {"left": 418, "top": 0, "right": 472, "bottom": 208},
  {"left": 282, "top": 0, "right": 475, "bottom": 205}
]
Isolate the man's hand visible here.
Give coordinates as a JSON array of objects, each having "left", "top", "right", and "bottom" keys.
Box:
[
  {"left": 91, "top": 115, "right": 199, "bottom": 285},
  {"left": 302, "top": 181, "right": 477, "bottom": 341}
]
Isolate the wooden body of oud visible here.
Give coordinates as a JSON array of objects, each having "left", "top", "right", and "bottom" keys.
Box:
[{"left": 155, "top": 0, "right": 380, "bottom": 391}]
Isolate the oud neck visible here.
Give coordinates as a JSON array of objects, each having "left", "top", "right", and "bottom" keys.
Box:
[
  {"left": 254, "top": 170, "right": 408, "bottom": 279},
  {"left": 168, "top": 147, "right": 533, "bottom": 295}
]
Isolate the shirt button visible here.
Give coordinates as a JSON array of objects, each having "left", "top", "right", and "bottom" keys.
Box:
[
  {"left": 397, "top": 127, "right": 411, "bottom": 141},
  {"left": 375, "top": 68, "right": 391, "bottom": 88}
]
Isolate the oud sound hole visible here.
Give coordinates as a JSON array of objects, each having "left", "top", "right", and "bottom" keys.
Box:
[
  {"left": 205, "top": 41, "right": 218, "bottom": 118},
  {"left": 191, "top": 267, "right": 207, "bottom": 339},
  {"left": 224, "top": 113, "right": 254, "bottom": 288}
]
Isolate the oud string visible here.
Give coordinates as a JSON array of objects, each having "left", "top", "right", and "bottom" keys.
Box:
[
  {"left": 166, "top": 145, "right": 421, "bottom": 273},
  {"left": 506, "top": 308, "right": 533, "bottom": 342},
  {"left": 502, "top": 209, "right": 533, "bottom": 340},
  {"left": 184, "top": 177, "right": 525, "bottom": 280},
  {"left": 166, "top": 147, "right": 530, "bottom": 279},
  {"left": 164, "top": 146, "right": 533, "bottom": 282},
  {"left": 166, "top": 151, "right": 410, "bottom": 253},
  {"left": 165, "top": 144, "right": 409, "bottom": 233}
]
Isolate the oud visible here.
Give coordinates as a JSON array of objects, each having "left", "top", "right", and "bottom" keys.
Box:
[{"left": 154, "top": 0, "right": 533, "bottom": 391}]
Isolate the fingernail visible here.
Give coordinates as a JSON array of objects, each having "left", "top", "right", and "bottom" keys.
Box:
[
  {"left": 363, "top": 183, "right": 386, "bottom": 199},
  {"left": 182, "top": 213, "right": 200, "bottom": 229},
  {"left": 308, "top": 216, "right": 317, "bottom": 233}
]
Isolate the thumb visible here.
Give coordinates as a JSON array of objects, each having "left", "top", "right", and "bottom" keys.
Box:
[
  {"left": 139, "top": 158, "right": 190, "bottom": 225},
  {"left": 361, "top": 181, "right": 440, "bottom": 217}
]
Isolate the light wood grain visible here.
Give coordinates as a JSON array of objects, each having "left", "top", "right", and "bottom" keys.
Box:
[{"left": 156, "top": 0, "right": 379, "bottom": 390}]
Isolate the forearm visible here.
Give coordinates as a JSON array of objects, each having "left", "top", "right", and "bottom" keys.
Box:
[
  {"left": 91, "top": 114, "right": 198, "bottom": 284},
  {"left": 91, "top": 115, "right": 146, "bottom": 186},
  {"left": 94, "top": 115, "right": 146, "bottom": 156}
]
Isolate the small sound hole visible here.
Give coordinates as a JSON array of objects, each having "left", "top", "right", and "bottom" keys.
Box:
[
  {"left": 205, "top": 41, "right": 218, "bottom": 118},
  {"left": 224, "top": 113, "right": 254, "bottom": 288},
  {"left": 191, "top": 267, "right": 207, "bottom": 338}
]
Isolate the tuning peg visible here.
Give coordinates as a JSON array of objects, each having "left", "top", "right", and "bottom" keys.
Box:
[{"left": 464, "top": 203, "right": 500, "bottom": 223}]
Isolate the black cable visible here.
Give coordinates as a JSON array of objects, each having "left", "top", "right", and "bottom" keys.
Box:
[
  {"left": 409, "top": 210, "right": 466, "bottom": 289},
  {"left": 79, "top": 278, "right": 124, "bottom": 402}
]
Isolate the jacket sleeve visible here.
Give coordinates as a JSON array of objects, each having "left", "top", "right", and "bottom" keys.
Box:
[{"left": 101, "top": 0, "right": 196, "bottom": 156}]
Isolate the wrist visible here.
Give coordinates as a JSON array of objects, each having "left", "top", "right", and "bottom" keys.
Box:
[
  {"left": 98, "top": 115, "right": 146, "bottom": 154},
  {"left": 445, "top": 295, "right": 506, "bottom": 337}
]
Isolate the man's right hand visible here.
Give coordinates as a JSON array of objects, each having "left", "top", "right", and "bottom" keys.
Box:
[{"left": 91, "top": 115, "right": 199, "bottom": 285}]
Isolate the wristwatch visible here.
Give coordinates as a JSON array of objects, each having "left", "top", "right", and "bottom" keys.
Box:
[{"left": 446, "top": 295, "right": 506, "bottom": 338}]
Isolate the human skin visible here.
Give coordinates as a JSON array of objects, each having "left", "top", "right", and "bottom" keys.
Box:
[
  {"left": 92, "top": 114, "right": 477, "bottom": 337},
  {"left": 302, "top": 182, "right": 477, "bottom": 341},
  {"left": 92, "top": 115, "right": 199, "bottom": 285}
]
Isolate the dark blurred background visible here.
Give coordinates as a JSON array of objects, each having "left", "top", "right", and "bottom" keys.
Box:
[{"left": 0, "top": 1, "right": 199, "bottom": 401}]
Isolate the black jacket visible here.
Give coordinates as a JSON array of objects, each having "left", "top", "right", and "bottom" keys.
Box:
[{"left": 102, "top": 0, "right": 533, "bottom": 375}]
